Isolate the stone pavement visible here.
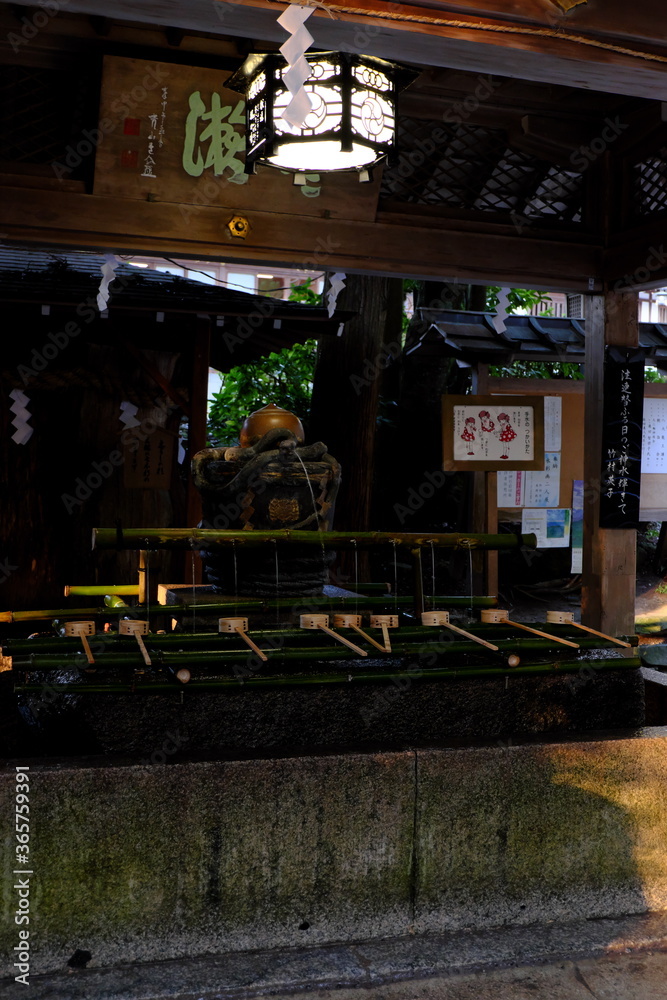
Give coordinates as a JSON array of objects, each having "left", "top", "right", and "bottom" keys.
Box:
[{"left": 3, "top": 914, "right": 667, "bottom": 1000}]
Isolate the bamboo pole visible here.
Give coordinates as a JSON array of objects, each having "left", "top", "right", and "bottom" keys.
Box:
[
  {"left": 93, "top": 528, "right": 537, "bottom": 551},
  {"left": 3, "top": 629, "right": 635, "bottom": 660},
  {"left": 12, "top": 656, "right": 642, "bottom": 694},
  {"left": 65, "top": 585, "right": 140, "bottom": 597},
  {"left": 0, "top": 595, "right": 499, "bottom": 624}
]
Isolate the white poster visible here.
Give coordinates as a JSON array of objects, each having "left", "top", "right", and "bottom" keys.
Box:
[
  {"left": 641, "top": 397, "right": 667, "bottom": 473},
  {"left": 524, "top": 452, "right": 561, "bottom": 507},
  {"left": 453, "top": 403, "right": 534, "bottom": 462},
  {"left": 522, "top": 508, "right": 571, "bottom": 548},
  {"left": 497, "top": 471, "right": 525, "bottom": 507},
  {"left": 544, "top": 396, "right": 562, "bottom": 452}
]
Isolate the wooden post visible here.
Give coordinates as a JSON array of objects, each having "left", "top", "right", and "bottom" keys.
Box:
[
  {"left": 582, "top": 291, "right": 638, "bottom": 634},
  {"left": 185, "top": 315, "right": 211, "bottom": 584},
  {"left": 471, "top": 363, "right": 498, "bottom": 595}
]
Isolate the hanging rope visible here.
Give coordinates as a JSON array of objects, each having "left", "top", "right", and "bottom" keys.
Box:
[{"left": 262, "top": 0, "right": 667, "bottom": 67}]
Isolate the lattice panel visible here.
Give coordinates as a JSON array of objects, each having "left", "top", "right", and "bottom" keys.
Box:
[
  {"left": 0, "top": 65, "right": 90, "bottom": 166},
  {"left": 381, "top": 117, "right": 583, "bottom": 224},
  {"left": 632, "top": 153, "right": 667, "bottom": 217}
]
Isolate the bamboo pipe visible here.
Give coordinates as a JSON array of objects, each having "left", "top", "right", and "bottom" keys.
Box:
[
  {"left": 105, "top": 595, "right": 131, "bottom": 609},
  {"left": 12, "top": 656, "right": 642, "bottom": 695},
  {"left": 0, "top": 595, "right": 499, "bottom": 624},
  {"left": 93, "top": 528, "right": 537, "bottom": 551},
  {"left": 333, "top": 614, "right": 388, "bottom": 653},
  {"left": 8, "top": 635, "right": 632, "bottom": 672},
  {"left": 219, "top": 617, "right": 268, "bottom": 661},
  {"left": 63, "top": 621, "right": 96, "bottom": 664},
  {"left": 64, "top": 585, "right": 140, "bottom": 597},
  {"left": 480, "top": 609, "right": 579, "bottom": 648},
  {"left": 3, "top": 632, "right": 632, "bottom": 663},
  {"left": 118, "top": 620, "right": 152, "bottom": 666},
  {"left": 545, "top": 611, "right": 632, "bottom": 648},
  {"left": 300, "top": 614, "right": 367, "bottom": 656}
]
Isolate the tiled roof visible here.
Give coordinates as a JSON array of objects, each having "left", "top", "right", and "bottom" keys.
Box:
[{"left": 409, "top": 310, "right": 667, "bottom": 370}]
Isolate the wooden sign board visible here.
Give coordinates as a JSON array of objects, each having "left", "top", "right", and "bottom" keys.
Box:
[
  {"left": 123, "top": 428, "right": 174, "bottom": 489},
  {"left": 442, "top": 394, "right": 545, "bottom": 472},
  {"left": 93, "top": 56, "right": 382, "bottom": 222}
]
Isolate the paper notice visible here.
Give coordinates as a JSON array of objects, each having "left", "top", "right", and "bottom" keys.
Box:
[
  {"left": 522, "top": 508, "right": 571, "bottom": 548},
  {"left": 544, "top": 396, "right": 562, "bottom": 452}
]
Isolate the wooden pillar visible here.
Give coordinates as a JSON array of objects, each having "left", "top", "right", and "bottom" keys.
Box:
[
  {"left": 471, "top": 363, "right": 498, "bottom": 595},
  {"left": 309, "top": 274, "right": 393, "bottom": 532},
  {"left": 582, "top": 291, "right": 638, "bottom": 634},
  {"left": 184, "top": 315, "right": 211, "bottom": 584}
]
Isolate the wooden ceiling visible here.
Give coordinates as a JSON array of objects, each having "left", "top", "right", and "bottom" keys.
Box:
[
  {"left": 1, "top": 1, "right": 667, "bottom": 289},
  {"left": 4, "top": 0, "right": 667, "bottom": 100}
]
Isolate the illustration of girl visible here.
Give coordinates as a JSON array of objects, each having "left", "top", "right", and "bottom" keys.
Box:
[
  {"left": 478, "top": 410, "right": 495, "bottom": 433},
  {"left": 497, "top": 412, "right": 516, "bottom": 458},
  {"left": 461, "top": 416, "right": 476, "bottom": 455}
]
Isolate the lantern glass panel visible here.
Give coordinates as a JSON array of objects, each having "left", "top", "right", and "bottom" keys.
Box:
[
  {"left": 350, "top": 90, "right": 394, "bottom": 144},
  {"left": 248, "top": 72, "right": 266, "bottom": 101},
  {"left": 274, "top": 84, "right": 343, "bottom": 137},
  {"left": 352, "top": 64, "right": 391, "bottom": 91}
]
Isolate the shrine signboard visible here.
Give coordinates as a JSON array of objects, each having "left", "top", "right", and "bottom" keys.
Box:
[
  {"left": 599, "top": 347, "right": 644, "bottom": 529},
  {"left": 93, "top": 56, "right": 382, "bottom": 222}
]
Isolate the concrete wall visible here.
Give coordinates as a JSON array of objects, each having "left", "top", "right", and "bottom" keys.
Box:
[{"left": 2, "top": 732, "right": 667, "bottom": 976}]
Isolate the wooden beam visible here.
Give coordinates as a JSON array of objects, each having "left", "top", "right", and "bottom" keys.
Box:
[
  {"left": 184, "top": 316, "right": 210, "bottom": 583},
  {"left": 581, "top": 291, "right": 638, "bottom": 635},
  {"left": 0, "top": 185, "right": 603, "bottom": 291},
  {"left": 6, "top": 0, "right": 667, "bottom": 100}
]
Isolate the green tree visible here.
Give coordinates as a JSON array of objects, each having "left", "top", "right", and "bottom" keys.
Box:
[{"left": 207, "top": 279, "right": 321, "bottom": 445}]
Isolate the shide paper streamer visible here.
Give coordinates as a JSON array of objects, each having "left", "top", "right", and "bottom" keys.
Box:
[
  {"left": 97, "top": 253, "right": 120, "bottom": 313},
  {"left": 277, "top": 4, "right": 316, "bottom": 129},
  {"left": 119, "top": 401, "right": 141, "bottom": 429},
  {"left": 493, "top": 287, "right": 511, "bottom": 334},
  {"left": 326, "top": 272, "right": 346, "bottom": 318},
  {"left": 9, "top": 389, "right": 33, "bottom": 445}
]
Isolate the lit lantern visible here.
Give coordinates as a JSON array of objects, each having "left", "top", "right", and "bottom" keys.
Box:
[{"left": 227, "top": 51, "right": 415, "bottom": 176}]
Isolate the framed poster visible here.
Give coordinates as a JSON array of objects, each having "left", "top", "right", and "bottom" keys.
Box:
[{"left": 442, "top": 395, "right": 545, "bottom": 472}]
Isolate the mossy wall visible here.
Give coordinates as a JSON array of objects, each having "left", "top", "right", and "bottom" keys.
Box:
[{"left": 2, "top": 733, "right": 667, "bottom": 977}]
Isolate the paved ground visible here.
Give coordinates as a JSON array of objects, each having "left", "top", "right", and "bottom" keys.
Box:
[
  {"left": 4, "top": 915, "right": 667, "bottom": 1000},
  {"left": 267, "top": 953, "right": 667, "bottom": 1000}
]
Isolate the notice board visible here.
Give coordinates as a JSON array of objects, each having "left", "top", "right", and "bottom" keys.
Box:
[{"left": 491, "top": 378, "right": 667, "bottom": 521}]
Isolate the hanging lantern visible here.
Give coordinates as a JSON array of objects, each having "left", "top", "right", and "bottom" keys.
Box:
[{"left": 227, "top": 52, "right": 416, "bottom": 175}]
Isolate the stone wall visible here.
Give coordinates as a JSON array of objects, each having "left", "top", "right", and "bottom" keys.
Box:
[{"left": 2, "top": 731, "right": 667, "bottom": 977}]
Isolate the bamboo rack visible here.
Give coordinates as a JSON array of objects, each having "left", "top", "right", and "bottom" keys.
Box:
[
  {"left": 12, "top": 656, "right": 642, "bottom": 694},
  {"left": 6, "top": 635, "right": 637, "bottom": 671},
  {"left": 93, "top": 528, "right": 537, "bottom": 551},
  {"left": 0, "top": 595, "right": 498, "bottom": 624}
]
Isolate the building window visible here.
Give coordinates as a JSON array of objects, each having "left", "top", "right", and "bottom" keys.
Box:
[{"left": 257, "top": 275, "right": 284, "bottom": 299}]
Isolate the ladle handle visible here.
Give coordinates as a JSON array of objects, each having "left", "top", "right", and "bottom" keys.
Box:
[
  {"left": 235, "top": 628, "right": 268, "bottom": 662},
  {"left": 381, "top": 623, "right": 391, "bottom": 652},
  {"left": 350, "top": 624, "right": 389, "bottom": 653},
  {"left": 135, "top": 632, "right": 152, "bottom": 666},
  {"left": 443, "top": 622, "right": 499, "bottom": 651},
  {"left": 317, "top": 624, "right": 367, "bottom": 657},
  {"left": 80, "top": 634, "right": 95, "bottom": 665},
  {"left": 571, "top": 622, "right": 631, "bottom": 648},
  {"left": 505, "top": 619, "right": 579, "bottom": 648}
]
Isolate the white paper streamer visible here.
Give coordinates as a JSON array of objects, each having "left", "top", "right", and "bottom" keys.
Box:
[
  {"left": 120, "top": 400, "right": 141, "bottom": 429},
  {"left": 493, "top": 287, "right": 511, "bottom": 334},
  {"left": 326, "top": 272, "right": 346, "bottom": 318},
  {"left": 9, "top": 388, "right": 33, "bottom": 445},
  {"left": 277, "top": 4, "right": 315, "bottom": 129},
  {"left": 97, "top": 253, "right": 120, "bottom": 312}
]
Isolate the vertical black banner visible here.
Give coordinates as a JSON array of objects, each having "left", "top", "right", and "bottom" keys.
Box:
[{"left": 599, "top": 346, "right": 644, "bottom": 529}]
